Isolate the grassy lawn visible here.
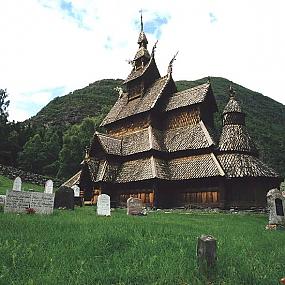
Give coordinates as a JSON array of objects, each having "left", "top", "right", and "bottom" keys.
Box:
[
  {"left": 0, "top": 207, "right": 284, "bottom": 285},
  {"left": 0, "top": 175, "right": 47, "bottom": 195}
]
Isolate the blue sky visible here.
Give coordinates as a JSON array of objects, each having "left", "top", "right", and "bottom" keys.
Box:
[{"left": 0, "top": 0, "right": 284, "bottom": 122}]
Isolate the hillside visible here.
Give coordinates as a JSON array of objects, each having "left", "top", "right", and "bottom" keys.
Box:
[
  {"left": 28, "top": 79, "right": 123, "bottom": 128},
  {"left": 25, "top": 77, "right": 285, "bottom": 177}
]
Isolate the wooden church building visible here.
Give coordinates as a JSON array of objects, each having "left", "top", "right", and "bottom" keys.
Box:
[{"left": 66, "top": 17, "right": 282, "bottom": 209}]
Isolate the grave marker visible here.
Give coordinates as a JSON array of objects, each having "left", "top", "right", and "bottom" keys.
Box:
[
  {"left": 0, "top": 195, "right": 6, "bottom": 211},
  {"left": 44, "top": 180, "right": 53, "bottom": 194},
  {"left": 72, "top": 185, "right": 80, "bottom": 197},
  {"left": 97, "top": 194, "right": 111, "bottom": 216},
  {"left": 197, "top": 235, "right": 217, "bottom": 273},
  {"left": 0, "top": 195, "right": 6, "bottom": 205},
  {"left": 54, "top": 186, "right": 74, "bottom": 210},
  {"left": 12, "top": 177, "right": 22, "bottom": 192},
  {"left": 4, "top": 191, "right": 54, "bottom": 214},
  {"left": 127, "top": 197, "right": 144, "bottom": 215},
  {"left": 267, "top": 188, "right": 285, "bottom": 226}
]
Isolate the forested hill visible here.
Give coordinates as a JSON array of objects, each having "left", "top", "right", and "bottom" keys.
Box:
[
  {"left": 1, "top": 75, "right": 284, "bottom": 180},
  {"left": 24, "top": 76, "right": 285, "bottom": 178},
  {"left": 27, "top": 79, "right": 123, "bottom": 128}
]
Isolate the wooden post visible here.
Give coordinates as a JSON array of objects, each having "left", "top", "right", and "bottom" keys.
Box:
[{"left": 197, "top": 235, "right": 217, "bottom": 272}]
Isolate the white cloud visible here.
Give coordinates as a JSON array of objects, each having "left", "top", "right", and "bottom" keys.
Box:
[{"left": 0, "top": 0, "right": 284, "bottom": 122}]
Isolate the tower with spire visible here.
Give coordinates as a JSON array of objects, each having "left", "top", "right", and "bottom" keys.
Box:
[
  {"left": 216, "top": 86, "right": 280, "bottom": 208},
  {"left": 66, "top": 14, "right": 282, "bottom": 209}
]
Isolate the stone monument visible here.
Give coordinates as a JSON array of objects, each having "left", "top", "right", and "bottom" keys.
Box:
[
  {"left": 97, "top": 194, "right": 111, "bottom": 216},
  {"left": 127, "top": 197, "right": 145, "bottom": 215},
  {"left": 12, "top": 177, "right": 22, "bottom": 192},
  {"left": 4, "top": 190, "right": 54, "bottom": 214},
  {"left": 267, "top": 188, "right": 285, "bottom": 226},
  {"left": 54, "top": 186, "right": 74, "bottom": 210},
  {"left": 72, "top": 185, "right": 80, "bottom": 197},
  {"left": 44, "top": 180, "right": 53, "bottom": 194}
]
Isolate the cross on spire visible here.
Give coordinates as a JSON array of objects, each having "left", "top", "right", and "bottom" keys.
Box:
[
  {"left": 229, "top": 84, "right": 236, "bottom": 98},
  {"left": 139, "top": 9, "right": 143, "bottom": 31}
]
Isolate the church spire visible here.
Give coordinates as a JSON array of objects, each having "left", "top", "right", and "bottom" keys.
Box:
[
  {"left": 137, "top": 11, "right": 148, "bottom": 48},
  {"left": 140, "top": 10, "right": 143, "bottom": 31}
]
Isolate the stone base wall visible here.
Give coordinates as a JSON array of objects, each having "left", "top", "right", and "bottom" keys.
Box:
[{"left": 0, "top": 164, "right": 63, "bottom": 187}]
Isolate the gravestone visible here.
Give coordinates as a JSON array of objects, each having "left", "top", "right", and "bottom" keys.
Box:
[
  {"left": 0, "top": 195, "right": 6, "bottom": 205},
  {"left": 72, "top": 185, "right": 83, "bottom": 207},
  {"left": 4, "top": 191, "right": 54, "bottom": 214},
  {"left": 12, "top": 177, "right": 22, "bottom": 191},
  {"left": 127, "top": 197, "right": 144, "bottom": 215},
  {"left": 72, "top": 185, "right": 80, "bottom": 197},
  {"left": 0, "top": 195, "right": 6, "bottom": 211},
  {"left": 97, "top": 194, "right": 111, "bottom": 216},
  {"left": 267, "top": 188, "right": 285, "bottom": 226},
  {"left": 197, "top": 235, "right": 217, "bottom": 273},
  {"left": 44, "top": 180, "right": 53, "bottom": 194},
  {"left": 54, "top": 186, "right": 74, "bottom": 210}
]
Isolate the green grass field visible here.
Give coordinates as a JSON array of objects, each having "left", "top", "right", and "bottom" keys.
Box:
[
  {"left": 0, "top": 175, "right": 47, "bottom": 195},
  {"left": 0, "top": 206, "right": 284, "bottom": 285}
]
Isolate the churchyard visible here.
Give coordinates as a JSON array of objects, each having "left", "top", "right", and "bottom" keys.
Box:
[{"left": 0, "top": 175, "right": 285, "bottom": 284}]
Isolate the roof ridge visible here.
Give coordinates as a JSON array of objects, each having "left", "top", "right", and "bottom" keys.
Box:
[
  {"left": 210, "top": 153, "right": 225, "bottom": 176},
  {"left": 150, "top": 156, "right": 157, "bottom": 178},
  {"left": 174, "top": 82, "right": 210, "bottom": 96},
  {"left": 199, "top": 121, "right": 215, "bottom": 146},
  {"left": 150, "top": 73, "right": 171, "bottom": 109}
]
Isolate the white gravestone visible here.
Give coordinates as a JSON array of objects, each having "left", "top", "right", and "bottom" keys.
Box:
[
  {"left": 127, "top": 197, "right": 144, "bottom": 215},
  {"left": 97, "top": 194, "right": 111, "bottom": 216},
  {"left": 72, "top": 185, "right": 80, "bottom": 197},
  {"left": 12, "top": 177, "right": 22, "bottom": 192},
  {"left": 0, "top": 195, "right": 6, "bottom": 206},
  {"left": 44, "top": 180, "right": 53, "bottom": 194},
  {"left": 267, "top": 188, "right": 285, "bottom": 226}
]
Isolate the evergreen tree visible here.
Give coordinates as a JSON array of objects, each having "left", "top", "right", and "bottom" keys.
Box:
[
  {"left": 57, "top": 117, "right": 100, "bottom": 178},
  {"left": 18, "top": 134, "right": 46, "bottom": 173},
  {"left": 0, "top": 89, "right": 11, "bottom": 164}
]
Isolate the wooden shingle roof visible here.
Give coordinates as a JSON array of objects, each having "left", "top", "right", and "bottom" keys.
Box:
[
  {"left": 218, "top": 125, "right": 258, "bottom": 154},
  {"left": 163, "top": 82, "right": 210, "bottom": 112},
  {"left": 168, "top": 154, "right": 224, "bottom": 180},
  {"left": 101, "top": 74, "right": 170, "bottom": 126},
  {"left": 91, "top": 122, "right": 216, "bottom": 158},
  {"left": 124, "top": 52, "right": 154, "bottom": 84},
  {"left": 223, "top": 97, "right": 242, "bottom": 114},
  {"left": 217, "top": 154, "right": 279, "bottom": 178},
  {"left": 90, "top": 153, "right": 224, "bottom": 184}
]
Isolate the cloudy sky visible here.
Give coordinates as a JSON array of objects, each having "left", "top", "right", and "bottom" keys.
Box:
[{"left": 0, "top": 0, "right": 284, "bottom": 122}]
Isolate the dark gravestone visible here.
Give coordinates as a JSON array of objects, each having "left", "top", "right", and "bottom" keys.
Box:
[
  {"left": 54, "top": 186, "right": 74, "bottom": 210},
  {"left": 275, "top": 198, "right": 284, "bottom": 216}
]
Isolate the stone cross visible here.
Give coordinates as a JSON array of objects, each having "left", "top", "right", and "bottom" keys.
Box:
[
  {"left": 267, "top": 188, "right": 285, "bottom": 226},
  {"left": 12, "top": 177, "right": 22, "bottom": 192},
  {"left": 97, "top": 194, "right": 111, "bottom": 216},
  {"left": 127, "top": 197, "right": 144, "bottom": 215},
  {"left": 72, "top": 185, "right": 80, "bottom": 197},
  {"left": 44, "top": 180, "right": 53, "bottom": 194}
]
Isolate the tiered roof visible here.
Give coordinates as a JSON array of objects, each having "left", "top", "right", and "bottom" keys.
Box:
[
  {"left": 101, "top": 74, "right": 169, "bottom": 126},
  {"left": 217, "top": 87, "right": 280, "bottom": 178},
  {"left": 92, "top": 121, "right": 216, "bottom": 157},
  {"left": 101, "top": 79, "right": 214, "bottom": 127},
  {"left": 85, "top": 154, "right": 224, "bottom": 184}
]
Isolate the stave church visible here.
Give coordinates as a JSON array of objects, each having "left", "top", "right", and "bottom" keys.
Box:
[{"left": 64, "top": 16, "right": 282, "bottom": 209}]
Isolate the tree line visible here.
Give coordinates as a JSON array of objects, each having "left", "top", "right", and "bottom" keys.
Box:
[{"left": 0, "top": 89, "right": 102, "bottom": 180}]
